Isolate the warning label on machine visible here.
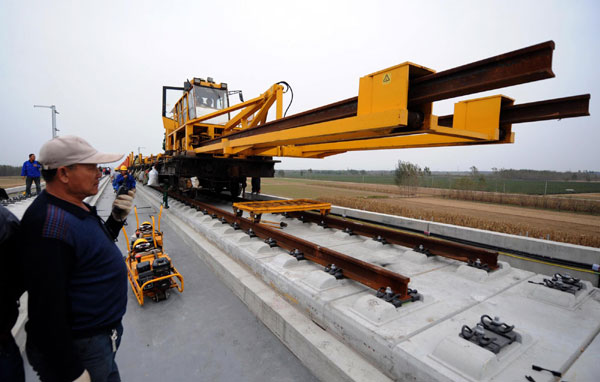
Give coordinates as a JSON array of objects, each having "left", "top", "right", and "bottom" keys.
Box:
[{"left": 382, "top": 73, "right": 391, "bottom": 84}]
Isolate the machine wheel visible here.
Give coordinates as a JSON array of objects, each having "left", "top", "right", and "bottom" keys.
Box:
[{"left": 152, "top": 290, "right": 167, "bottom": 302}]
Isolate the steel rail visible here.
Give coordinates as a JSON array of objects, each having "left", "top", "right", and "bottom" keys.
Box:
[
  {"left": 165, "top": 189, "right": 411, "bottom": 298},
  {"left": 407, "top": 40, "right": 555, "bottom": 105},
  {"left": 438, "top": 94, "right": 591, "bottom": 127},
  {"left": 196, "top": 41, "right": 558, "bottom": 147},
  {"left": 286, "top": 211, "right": 499, "bottom": 270}
]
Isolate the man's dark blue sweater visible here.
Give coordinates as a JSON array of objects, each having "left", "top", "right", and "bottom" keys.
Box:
[{"left": 20, "top": 190, "right": 127, "bottom": 380}]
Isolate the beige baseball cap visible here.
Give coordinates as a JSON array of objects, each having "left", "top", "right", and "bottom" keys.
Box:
[{"left": 39, "top": 135, "right": 124, "bottom": 170}]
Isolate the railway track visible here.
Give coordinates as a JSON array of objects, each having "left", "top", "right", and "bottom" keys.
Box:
[
  {"left": 153, "top": 186, "right": 500, "bottom": 305},
  {"left": 137, "top": 184, "right": 600, "bottom": 381}
]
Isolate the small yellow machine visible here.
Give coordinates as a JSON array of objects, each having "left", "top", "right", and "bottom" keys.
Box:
[
  {"left": 122, "top": 213, "right": 183, "bottom": 306},
  {"left": 132, "top": 206, "right": 164, "bottom": 249}
]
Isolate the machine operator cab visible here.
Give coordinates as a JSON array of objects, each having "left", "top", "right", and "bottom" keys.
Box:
[{"left": 177, "top": 77, "right": 230, "bottom": 125}]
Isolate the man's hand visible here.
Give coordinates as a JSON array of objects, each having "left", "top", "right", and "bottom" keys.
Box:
[
  {"left": 111, "top": 190, "right": 135, "bottom": 221},
  {"left": 73, "top": 370, "right": 91, "bottom": 382}
]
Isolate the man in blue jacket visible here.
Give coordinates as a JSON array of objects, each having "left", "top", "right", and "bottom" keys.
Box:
[
  {"left": 20, "top": 135, "right": 134, "bottom": 382},
  {"left": 112, "top": 165, "right": 136, "bottom": 193},
  {"left": 21, "top": 153, "right": 42, "bottom": 196}
]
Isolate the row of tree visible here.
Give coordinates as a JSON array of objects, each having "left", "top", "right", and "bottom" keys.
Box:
[
  {"left": 276, "top": 167, "right": 599, "bottom": 182},
  {"left": 490, "top": 168, "right": 599, "bottom": 181},
  {"left": 393, "top": 161, "right": 431, "bottom": 195},
  {"left": 0, "top": 165, "right": 21, "bottom": 176}
]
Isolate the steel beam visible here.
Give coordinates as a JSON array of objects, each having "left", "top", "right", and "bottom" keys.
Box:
[
  {"left": 287, "top": 211, "right": 499, "bottom": 270},
  {"left": 197, "top": 41, "right": 558, "bottom": 148},
  {"left": 437, "top": 94, "right": 591, "bottom": 127},
  {"left": 408, "top": 41, "right": 556, "bottom": 105}
]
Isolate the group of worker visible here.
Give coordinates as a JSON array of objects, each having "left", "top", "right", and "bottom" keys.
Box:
[
  {"left": 20, "top": 154, "right": 137, "bottom": 198},
  {"left": 1, "top": 135, "right": 135, "bottom": 382}
]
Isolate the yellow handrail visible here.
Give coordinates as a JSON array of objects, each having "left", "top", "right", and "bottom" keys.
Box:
[
  {"left": 158, "top": 205, "right": 163, "bottom": 233},
  {"left": 151, "top": 216, "right": 158, "bottom": 249},
  {"left": 121, "top": 226, "right": 130, "bottom": 252}
]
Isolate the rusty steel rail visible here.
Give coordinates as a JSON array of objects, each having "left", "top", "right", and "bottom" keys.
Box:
[
  {"left": 198, "top": 41, "right": 561, "bottom": 147},
  {"left": 165, "top": 189, "right": 411, "bottom": 299},
  {"left": 286, "top": 211, "right": 499, "bottom": 271},
  {"left": 438, "top": 94, "right": 591, "bottom": 127},
  {"left": 407, "top": 40, "right": 555, "bottom": 105}
]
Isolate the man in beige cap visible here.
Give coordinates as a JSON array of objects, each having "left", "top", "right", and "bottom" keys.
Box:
[{"left": 19, "top": 135, "right": 133, "bottom": 382}]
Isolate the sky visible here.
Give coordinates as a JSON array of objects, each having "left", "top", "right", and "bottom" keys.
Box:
[{"left": 1, "top": 0, "right": 598, "bottom": 172}]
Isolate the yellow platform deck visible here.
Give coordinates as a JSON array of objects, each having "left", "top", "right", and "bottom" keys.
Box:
[{"left": 233, "top": 199, "right": 331, "bottom": 223}]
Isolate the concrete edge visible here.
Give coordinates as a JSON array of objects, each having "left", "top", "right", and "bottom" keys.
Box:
[
  {"left": 5, "top": 182, "right": 46, "bottom": 195},
  {"left": 138, "top": 186, "right": 392, "bottom": 382},
  {"left": 329, "top": 205, "right": 600, "bottom": 284}
]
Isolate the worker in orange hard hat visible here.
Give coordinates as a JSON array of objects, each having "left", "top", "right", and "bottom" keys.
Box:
[{"left": 112, "top": 165, "right": 136, "bottom": 193}]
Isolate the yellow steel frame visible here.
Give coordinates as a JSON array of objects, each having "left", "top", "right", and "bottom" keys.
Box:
[
  {"left": 133, "top": 206, "right": 164, "bottom": 248},
  {"left": 233, "top": 199, "right": 331, "bottom": 215},
  {"left": 189, "top": 63, "right": 514, "bottom": 159},
  {"left": 129, "top": 61, "right": 517, "bottom": 167},
  {"left": 233, "top": 199, "right": 331, "bottom": 223}
]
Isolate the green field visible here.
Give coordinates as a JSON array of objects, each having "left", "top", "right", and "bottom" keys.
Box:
[
  {"left": 420, "top": 177, "right": 600, "bottom": 194},
  {"left": 283, "top": 174, "right": 396, "bottom": 185},
  {"left": 279, "top": 174, "right": 600, "bottom": 195}
]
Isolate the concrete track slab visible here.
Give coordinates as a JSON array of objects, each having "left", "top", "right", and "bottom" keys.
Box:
[
  {"left": 397, "top": 279, "right": 600, "bottom": 381},
  {"left": 135, "top": 186, "right": 600, "bottom": 381}
]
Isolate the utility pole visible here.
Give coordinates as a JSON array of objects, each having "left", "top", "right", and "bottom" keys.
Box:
[{"left": 34, "top": 105, "right": 60, "bottom": 138}]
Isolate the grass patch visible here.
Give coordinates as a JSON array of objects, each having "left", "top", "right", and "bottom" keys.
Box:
[
  {"left": 317, "top": 195, "right": 600, "bottom": 248},
  {"left": 261, "top": 178, "right": 600, "bottom": 247}
]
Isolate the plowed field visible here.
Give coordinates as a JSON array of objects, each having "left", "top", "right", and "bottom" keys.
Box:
[{"left": 261, "top": 178, "right": 600, "bottom": 248}]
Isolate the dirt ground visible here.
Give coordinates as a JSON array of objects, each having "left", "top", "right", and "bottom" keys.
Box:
[
  {"left": 262, "top": 178, "right": 600, "bottom": 247},
  {"left": 0, "top": 176, "right": 25, "bottom": 188}
]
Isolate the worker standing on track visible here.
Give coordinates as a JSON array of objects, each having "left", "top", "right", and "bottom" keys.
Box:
[
  {"left": 19, "top": 135, "right": 134, "bottom": 382},
  {"left": 112, "top": 165, "right": 136, "bottom": 193},
  {"left": 21, "top": 153, "right": 42, "bottom": 196},
  {"left": 251, "top": 177, "right": 261, "bottom": 194}
]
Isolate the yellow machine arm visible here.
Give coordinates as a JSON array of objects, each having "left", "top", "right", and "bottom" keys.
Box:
[
  {"left": 130, "top": 42, "right": 588, "bottom": 167},
  {"left": 193, "top": 65, "right": 586, "bottom": 159}
]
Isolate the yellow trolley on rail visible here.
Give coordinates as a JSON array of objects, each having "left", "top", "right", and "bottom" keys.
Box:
[{"left": 121, "top": 211, "right": 183, "bottom": 306}]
